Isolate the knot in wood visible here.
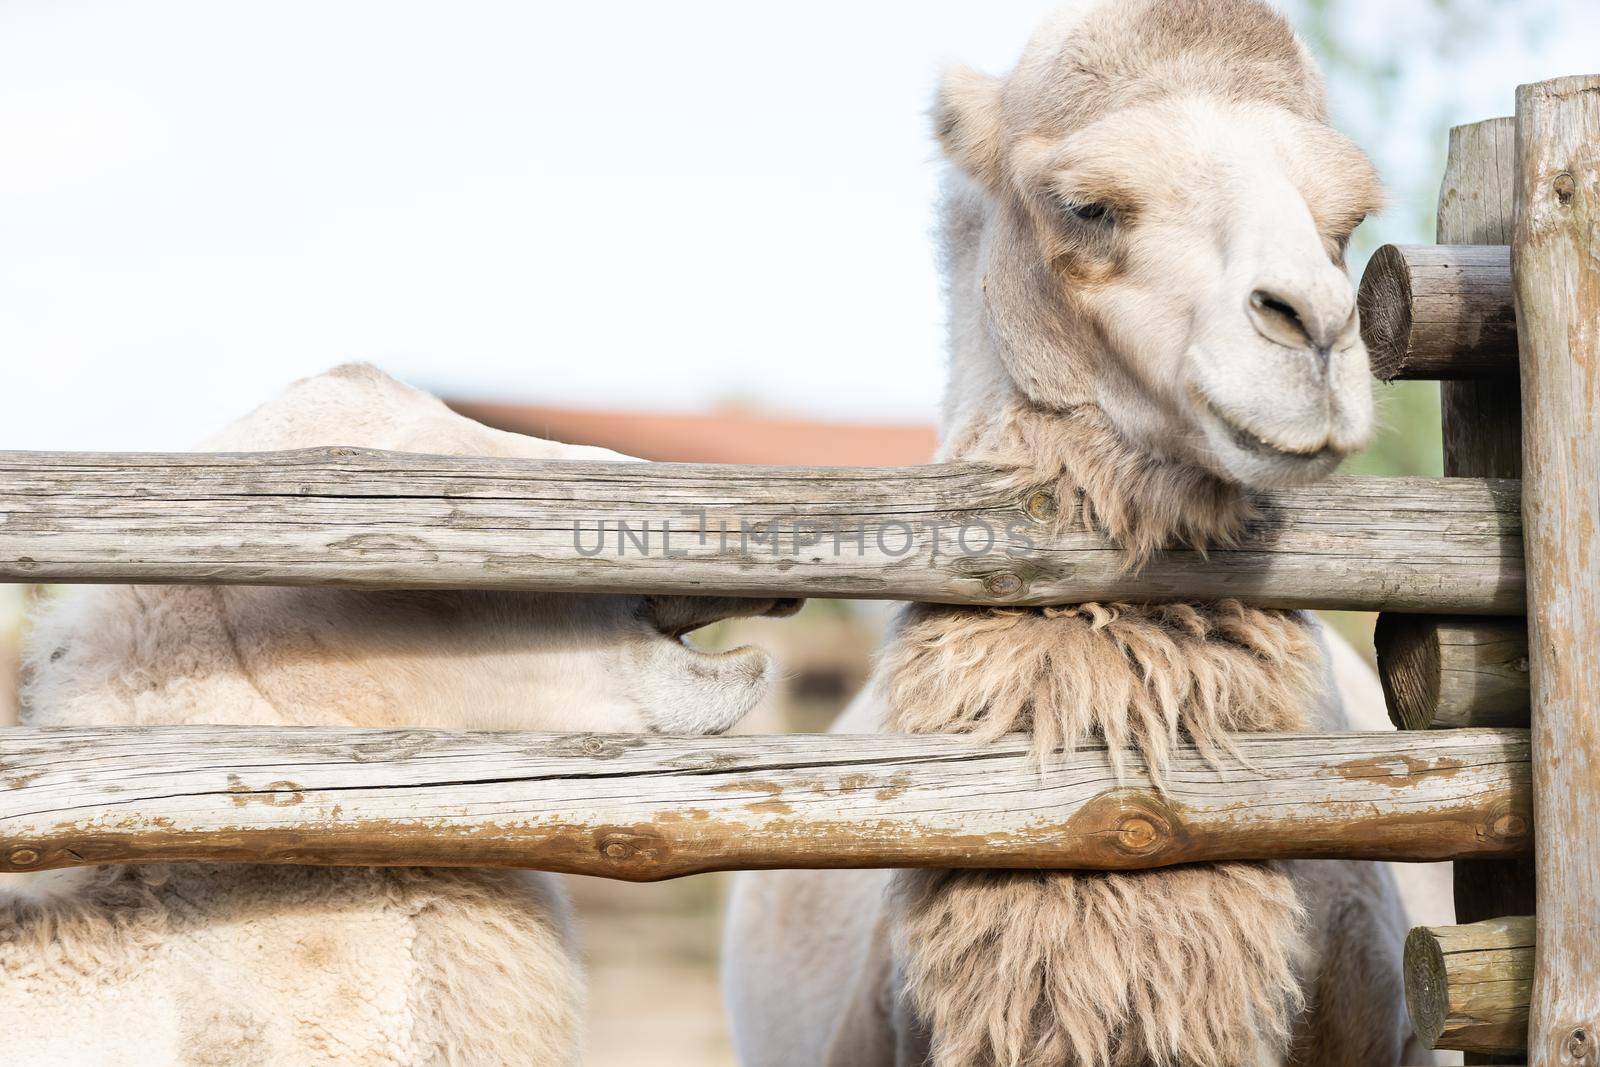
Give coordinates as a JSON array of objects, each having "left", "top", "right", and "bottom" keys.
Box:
[
  {"left": 1116, "top": 815, "right": 1160, "bottom": 853},
  {"left": 1024, "top": 491, "right": 1058, "bottom": 523},
  {"left": 347, "top": 731, "right": 432, "bottom": 763},
  {"left": 1567, "top": 1027, "right": 1593, "bottom": 1061},
  {"left": 595, "top": 829, "right": 666, "bottom": 868},
  {"left": 983, "top": 572, "right": 1024, "bottom": 598},
  {"left": 1554, "top": 172, "right": 1576, "bottom": 206},
  {"left": 1070, "top": 790, "right": 1185, "bottom": 864},
  {"left": 8, "top": 847, "right": 40, "bottom": 868},
  {"left": 1489, "top": 811, "right": 1528, "bottom": 841}
]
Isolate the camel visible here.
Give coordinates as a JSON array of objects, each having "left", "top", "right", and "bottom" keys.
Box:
[
  {"left": 0, "top": 362, "right": 800, "bottom": 1066},
  {"left": 723, "top": 2, "right": 1448, "bottom": 1064}
]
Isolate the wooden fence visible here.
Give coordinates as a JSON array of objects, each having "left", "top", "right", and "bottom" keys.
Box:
[
  {"left": 0, "top": 726, "right": 1529, "bottom": 878},
  {"left": 0, "top": 452, "right": 1521, "bottom": 612},
  {"left": 3, "top": 73, "right": 1597, "bottom": 1064},
  {"left": 1356, "top": 78, "right": 1599, "bottom": 1065}
]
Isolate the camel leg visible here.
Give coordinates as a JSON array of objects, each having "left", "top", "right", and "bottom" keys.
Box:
[
  {"left": 822, "top": 916, "right": 932, "bottom": 1067},
  {"left": 1287, "top": 860, "right": 1419, "bottom": 1067}
]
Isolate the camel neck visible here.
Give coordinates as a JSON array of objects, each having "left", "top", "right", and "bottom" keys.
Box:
[{"left": 939, "top": 370, "right": 1253, "bottom": 565}]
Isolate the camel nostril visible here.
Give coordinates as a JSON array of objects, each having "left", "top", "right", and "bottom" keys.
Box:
[
  {"left": 1251, "top": 289, "right": 1303, "bottom": 326},
  {"left": 1248, "top": 288, "right": 1312, "bottom": 346},
  {"left": 1246, "top": 284, "right": 1356, "bottom": 357}
]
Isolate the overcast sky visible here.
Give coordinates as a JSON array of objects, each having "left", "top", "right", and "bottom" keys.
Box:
[{"left": 4, "top": 0, "right": 1596, "bottom": 450}]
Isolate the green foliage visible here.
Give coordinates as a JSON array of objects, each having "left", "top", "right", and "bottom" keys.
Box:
[{"left": 1342, "top": 381, "right": 1443, "bottom": 476}]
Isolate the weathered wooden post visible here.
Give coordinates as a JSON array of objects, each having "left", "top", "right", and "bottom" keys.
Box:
[
  {"left": 1366, "top": 122, "right": 1538, "bottom": 1055},
  {"left": 1437, "top": 118, "right": 1525, "bottom": 477},
  {"left": 1375, "top": 614, "right": 1528, "bottom": 731},
  {"left": 1407, "top": 915, "right": 1535, "bottom": 1058},
  {"left": 1513, "top": 75, "right": 1600, "bottom": 1067}
]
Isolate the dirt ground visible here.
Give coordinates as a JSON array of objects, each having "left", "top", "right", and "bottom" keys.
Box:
[{"left": 575, "top": 875, "right": 737, "bottom": 1066}]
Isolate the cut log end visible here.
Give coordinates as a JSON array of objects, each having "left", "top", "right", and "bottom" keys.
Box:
[
  {"left": 1376, "top": 613, "right": 1443, "bottom": 731},
  {"left": 1360, "top": 243, "right": 1417, "bottom": 380},
  {"left": 1404, "top": 916, "right": 1535, "bottom": 1055},
  {"left": 1375, "top": 615, "right": 1530, "bottom": 730},
  {"left": 1357, "top": 243, "right": 1517, "bottom": 380},
  {"left": 1405, "top": 925, "right": 1451, "bottom": 1047}
]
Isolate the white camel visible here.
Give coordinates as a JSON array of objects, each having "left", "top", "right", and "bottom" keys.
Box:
[
  {"left": 0, "top": 362, "right": 798, "bottom": 1066},
  {"left": 724, "top": 2, "right": 1450, "bottom": 1064}
]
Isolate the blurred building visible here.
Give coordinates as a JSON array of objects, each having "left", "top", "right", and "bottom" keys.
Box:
[
  {"left": 448, "top": 399, "right": 938, "bottom": 466},
  {"left": 449, "top": 397, "right": 933, "bottom": 733}
]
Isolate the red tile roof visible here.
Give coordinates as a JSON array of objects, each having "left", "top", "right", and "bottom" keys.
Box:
[{"left": 447, "top": 400, "right": 939, "bottom": 467}]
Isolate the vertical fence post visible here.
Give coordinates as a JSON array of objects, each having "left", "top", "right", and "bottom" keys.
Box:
[
  {"left": 1435, "top": 120, "right": 1537, "bottom": 1067},
  {"left": 1513, "top": 75, "right": 1600, "bottom": 1067},
  {"left": 1439, "top": 118, "right": 1525, "bottom": 475}
]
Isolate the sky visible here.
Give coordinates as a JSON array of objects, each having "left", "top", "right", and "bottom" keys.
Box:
[{"left": 3, "top": 0, "right": 1597, "bottom": 451}]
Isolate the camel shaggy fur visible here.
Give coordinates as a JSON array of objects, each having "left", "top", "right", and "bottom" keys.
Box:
[
  {"left": 725, "top": 2, "right": 1448, "bottom": 1064},
  {"left": 1, "top": 363, "right": 798, "bottom": 1066}
]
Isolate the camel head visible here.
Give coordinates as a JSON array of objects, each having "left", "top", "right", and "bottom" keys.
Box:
[
  {"left": 935, "top": 0, "right": 1382, "bottom": 489},
  {"left": 20, "top": 365, "right": 805, "bottom": 740},
  {"left": 615, "top": 593, "right": 804, "bottom": 733}
]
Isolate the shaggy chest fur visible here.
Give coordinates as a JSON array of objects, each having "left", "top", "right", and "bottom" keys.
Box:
[
  {"left": 875, "top": 396, "right": 1337, "bottom": 1066},
  {"left": 880, "top": 599, "right": 1322, "bottom": 1067},
  {"left": 885, "top": 599, "right": 1318, "bottom": 764}
]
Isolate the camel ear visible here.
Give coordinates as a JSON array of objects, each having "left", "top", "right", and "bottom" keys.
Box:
[{"left": 932, "top": 65, "right": 1005, "bottom": 190}]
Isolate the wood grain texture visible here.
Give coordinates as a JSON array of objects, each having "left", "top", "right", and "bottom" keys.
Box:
[
  {"left": 1407, "top": 915, "right": 1534, "bottom": 1056},
  {"left": 1360, "top": 244, "right": 1517, "bottom": 380},
  {"left": 1377, "top": 615, "right": 1529, "bottom": 730},
  {"left": 1441, "top": 118, "right": 1526, "bottom": 479},
  {"left": 0, "top": 726, "right": 1531, "bottom": 879},
  {"left": 1514, "top": 75, "right": 1600, "bottom": 1067},
  {"left": 1435, "top": 120, "right": 1539, "bottom": 1018},
  {"left": 0, "top": 450, "right": 1525, "bottom": 613}
]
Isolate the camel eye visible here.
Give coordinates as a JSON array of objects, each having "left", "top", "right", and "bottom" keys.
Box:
[{"left": 1069, "top": 201, "right": 1114, "bottom": 225}]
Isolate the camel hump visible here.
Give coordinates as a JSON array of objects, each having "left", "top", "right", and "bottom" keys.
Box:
[{"left": 197, "top": 362, "right": 634, "bottom": 464}]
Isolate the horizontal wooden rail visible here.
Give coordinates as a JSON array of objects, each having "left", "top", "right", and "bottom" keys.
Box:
[
  {"left": 0, "top": 450, "right": 1525, "bottom": 612},
  {"left": 1377, "top": 615, "right": 1530, "bottom": 730},
  {"left": 1406, "top": 915, "right": 1533, "bottom": 1055},
  {"left": 1359, "top": 244, "right": 1517, "bottom": 380},
  {"left": 0, "top": 726, "right": 1530, "bottom": 879}
]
